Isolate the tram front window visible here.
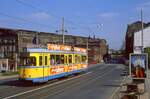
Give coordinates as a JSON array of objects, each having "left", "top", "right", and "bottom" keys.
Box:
[{"left": 20, "top": 57, "right": 36, "bottom": 66}]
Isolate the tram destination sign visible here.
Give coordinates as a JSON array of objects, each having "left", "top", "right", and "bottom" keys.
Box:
[{"left": 47, "top": 44, "right": 87, "bottom": 53}]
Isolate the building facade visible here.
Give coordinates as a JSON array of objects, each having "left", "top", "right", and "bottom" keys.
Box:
[
  {"left": 0, "top": 27, "right": 108, "bottom": 71},
  {"left": 125, "top": 21, "right": 150, "bottom": 58},
  {"left": 134, "top": 26, "right": 150, "bottom": 49}
]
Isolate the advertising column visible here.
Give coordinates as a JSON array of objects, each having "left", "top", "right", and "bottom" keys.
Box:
[{"left": 130, "top": 53, "right": 148, "bottom": 79}]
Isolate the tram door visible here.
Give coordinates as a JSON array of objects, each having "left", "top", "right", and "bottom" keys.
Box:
[
  {"left": 39, "top": 54, "right": 47, "bottom": 81},
  {"left": 64, "top": 54, "right": 68, "bottom": 72},
  {"left": 44, "top": 54, "right": 48, "bottom": 81}
]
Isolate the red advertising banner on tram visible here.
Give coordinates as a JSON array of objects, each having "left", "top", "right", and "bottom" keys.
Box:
[
  {"left": 68, "top": 65, "right": 78, "bottom": 72},
  {"left": 50, "top": 66, "right": 65, "bottom": 75}
]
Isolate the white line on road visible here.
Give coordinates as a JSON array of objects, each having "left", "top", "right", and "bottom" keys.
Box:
[
  {"left": 3, "top": 71, "right": 92, "bottom": 99},
  {"left": 42, "top": 67, "right": 115, "bottom": 99}
]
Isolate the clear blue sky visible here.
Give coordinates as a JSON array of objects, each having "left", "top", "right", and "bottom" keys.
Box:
[{"left": 0, "top": 0, "right": 150, "bottom": 49}]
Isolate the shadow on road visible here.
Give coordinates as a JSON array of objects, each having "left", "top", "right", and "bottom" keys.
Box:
[
  {"left": 0, "top": 80, "right": 46, "bottom": 87},
  {"left": 102, "top": 84, "right": 121, "bottom": 87},
  {"left": 0, "top": 73, "right": 83, "bottom": 87}
]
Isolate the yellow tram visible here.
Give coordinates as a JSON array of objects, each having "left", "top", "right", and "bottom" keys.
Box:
[{"left": 18, "top": 44, "right": 88, "bottom": 82}]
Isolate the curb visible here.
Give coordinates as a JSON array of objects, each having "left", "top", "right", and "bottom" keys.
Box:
[{"left": 0, "top": 75, "right": 18, "bottom": 80}]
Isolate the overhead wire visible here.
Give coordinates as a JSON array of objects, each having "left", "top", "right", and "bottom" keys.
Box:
[
  {"left": 15, "top": 0, "right": 93, "bottom": 35},
  {"left": 0, "top": 11, "right": 59, "bottom": 30},
  {"left": 15, "top": 0, "right": 61, "bottom": 20}
]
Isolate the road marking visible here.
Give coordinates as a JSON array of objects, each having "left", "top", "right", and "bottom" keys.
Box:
[
  {"left": 41, "top": 68, "right": 115, "bottom": 99},
  {"left": 4, "top": 66, "right": 113, "bottom": 99},
  {"left": 27, "top": 71, "right": 94, "bottom": 98},
  {"left": 3, "top": 71, "right": 92, "bottom": 99}
]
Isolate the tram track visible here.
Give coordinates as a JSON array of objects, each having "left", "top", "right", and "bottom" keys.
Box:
[
  {"left": 0, "top": 64, "right": 124, "bottom": 99},
  {"left": 5, "top": 65, "right": 114, "bottom": 99}
]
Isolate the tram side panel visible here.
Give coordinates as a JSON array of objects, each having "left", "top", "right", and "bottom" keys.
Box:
[{"left": 49, "top": 53, "right": 66, "bottom": 80}]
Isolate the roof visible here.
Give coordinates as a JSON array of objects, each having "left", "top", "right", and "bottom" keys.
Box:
[{"left": 134, "top": 26, "right": 150, "bottom": 34}]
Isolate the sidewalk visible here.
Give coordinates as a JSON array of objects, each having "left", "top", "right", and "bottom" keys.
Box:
[
  {"left": 0, "top": 72, "right": 18, "bottom": 80},
  {"left": 111, "top": 70, "right": 149, "bottom": 99},
  {"left": 146, "top": 70, "right": 150, "bottom": 98}
]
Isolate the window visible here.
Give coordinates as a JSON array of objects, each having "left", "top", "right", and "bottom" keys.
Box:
[
  {"left": 13, "top": 46, "right": 16, "bottom": 52},
  {"left": 82, "top": 56, "right": 87, "bottom": 62},
  {"left": 50, "top": 55, "right": 55, "bottom": 65},
  {"left": 4, "top": 39, "right": 7, "bottom": 43},
  {"left": 60, "top": 55, "right": 64, "bottom": 64},
  {"left": 75, "top": 55, "right": 80, "bottom": 63},
  {"left": 65, "top": 55, "right": 67, "bottom": 64},
  {"left": 50, "top": 54, "right": 64, "bottom": 65},
  {"left": 75, "top": 55, "right": 78, "bottom": 63},
  {"left": 19, "top": 57, "right": 36, "bottom": 66},
  {"left": 45, "top": 56, "right": 47, "bottom": 65},
  {"left": 39, "top": 56, "right": 42, "bottom": 66},
  {"left": 56, "top": 55, "right": 61, "bottom": 64},
  {"left": 31, "top": 57, "right": 36, "bottom": 66},
  {"left": 68, "top": 55, "right": 72, "bottom": 64}
]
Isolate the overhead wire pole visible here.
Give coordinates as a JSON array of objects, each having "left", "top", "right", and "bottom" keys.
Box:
[
  {"left": 86, "top": 37, "right": 89, "bottom": 64},
  {"left": 141, "top": 9, "right": 144, "bottom": 52},
  {"left": 140, "top": 9, "right": 148, "bottom": 95},
  {"left": 62, "top": 17, "right": 65, "bottom": 44}
]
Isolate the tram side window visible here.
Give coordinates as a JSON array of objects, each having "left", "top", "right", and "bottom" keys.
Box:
[
  {"left": 75, "top": 55, "right": 78, "bottom": 63},
  {"left": 60, "top": 55, "right": 64, "bottom": 64},
  {"left": 56, "top": 55, "right": 61, "bottom": 64},
  {"left": 20, "top": 57, "right": 36, "bottom": 66},
  {"left": 30, "top": 57, "right": 36, "bottom": 66},
  {"left": 45, "top": 56, "right": 47, "bottom": 65},
  {"left": 75, "top": 55, "right": 80, "bottom": 63},
  {"left": 65, "top": 55, "right": 67, "bottom": 64},
  {"left": 50, "top": 55, "right": 55, "bottom": 65},
  {"left": 50, "top": 55, "right": 64, "bottom": 65},
  {"left": 68, "top": 55, "right": 72, "bottom": 64},
  {"left": 82, "top": 56, "right": 87, "bottom": 62},
  {"left": 39, "top": 56, "right": 42, "bottom": 66}
]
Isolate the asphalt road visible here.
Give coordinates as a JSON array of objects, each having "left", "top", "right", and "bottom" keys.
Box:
[{"left": 0, "top": 64, "right": 125, "bottom": 99}]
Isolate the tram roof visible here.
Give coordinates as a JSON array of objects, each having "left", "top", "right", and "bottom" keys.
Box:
[{"left": 26, "top": 48, "right": 87, "bottom": 55}]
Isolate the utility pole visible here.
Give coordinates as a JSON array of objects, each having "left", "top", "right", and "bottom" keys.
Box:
[
  {"left": 86, "top": 38, "right": 89, "bottom": 64},
  {"left": 62, "top": 17, "right": 65, "bottom": 44},
  {"left": 141, "top": 9, "right": 144, "bottom": 52},
  {"left": 36, "top": 32, "right": 39, "bottom": 45},
  {"left": 56, "top": 17, "right": 67, "bottom": 44}
]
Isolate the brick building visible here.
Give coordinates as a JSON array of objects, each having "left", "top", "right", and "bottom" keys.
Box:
[{"left": 0, "top": 27, "right": 108, "bottom": 71}]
